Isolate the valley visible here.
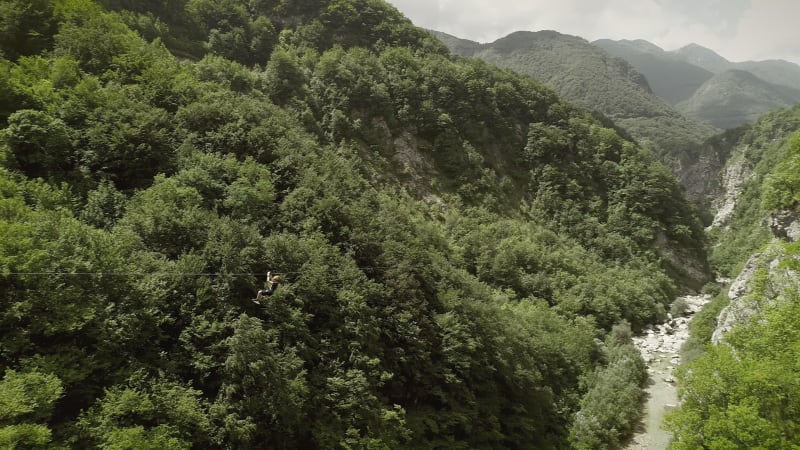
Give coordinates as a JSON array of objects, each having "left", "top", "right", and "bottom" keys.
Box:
[{"left": 1, "top": 1, "right": 799, "bottom": 448}]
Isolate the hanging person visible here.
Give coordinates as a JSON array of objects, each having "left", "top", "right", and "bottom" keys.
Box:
[{"left": 253, "top": 271, "right": 281, "bottom": 304}]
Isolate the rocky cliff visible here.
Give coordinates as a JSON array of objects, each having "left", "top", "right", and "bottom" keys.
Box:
[{"left": 711, "top": 212, "right": 800, "bottom": 343}]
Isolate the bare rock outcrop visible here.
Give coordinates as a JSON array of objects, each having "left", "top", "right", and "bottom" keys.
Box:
[
  {"left": 712, "top": 205, "right": 800, "bottom": 344},
  {"left": 711, "top": 253, "right": 761, "bottom": 344},
  {"left": 712, "top": 242, "right": 800, "bottom": 344},
  {"left": 709, "top": 152, "right": 751, "bottom": 229},
  {"left": 766, "top": 209, "right": 800, "bottom": 242}
]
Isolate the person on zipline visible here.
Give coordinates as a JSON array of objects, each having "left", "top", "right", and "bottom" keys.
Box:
[{"left": 253, "top": 271, "right": 281, "bottom": 304}]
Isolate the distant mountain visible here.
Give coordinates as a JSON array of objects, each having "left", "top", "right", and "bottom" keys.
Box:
[
  {"left": 429, "top": 31, "right": 481, "bottom": 56},
  {"left": 593, "top": 39, "right": 713, "bottom": 105},
  {"left": 677, "top": 69, "right": 796, "bottom": 129},
  {"left": 672, "top": 43, "right": 734, "bottom": 73},
  {"left": 597, "top": 40, "right": 800, "bottom": 129},
  {"left": 674, "top": 44, "right": 800, "bottom": 97},
  {"left": 432, "top": 30, "right": 717, "bottom": 197},
  {"left": 736, "top": 60, "right": 800, "bottom": 98},
  {"left": 432, "top": 30, "right": 653, "bottom": 115}
]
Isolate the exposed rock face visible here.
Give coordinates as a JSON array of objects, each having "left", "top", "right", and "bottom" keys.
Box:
[
  {"left": 711, "top": 253, "right": 762, "bottom": 344},
  {"left": 678, "top": 151, "right": 725, "bottom": 204},
  {"left": 710, "top": 152, "right": 751, "bottom": 228},
  {"left": 712, "top": 242, "right": 800, "bottom": 344},
  {"left": 766, "top": 209, "right": 800, "bottom": 242},
  {"left": 712, "top": 205, "right": 800, "bottom": 344}
]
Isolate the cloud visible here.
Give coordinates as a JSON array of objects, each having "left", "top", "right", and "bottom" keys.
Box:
[
  {"left": 386, "top": 0, "right": 800, "bottom": 64},
  {"left": 729, "top": 0, "right": 800, "bottom": 62}
]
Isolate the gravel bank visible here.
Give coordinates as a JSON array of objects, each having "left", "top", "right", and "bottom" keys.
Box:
[{"left": 624, "top": 294, "right": 711, "bottom": 450}]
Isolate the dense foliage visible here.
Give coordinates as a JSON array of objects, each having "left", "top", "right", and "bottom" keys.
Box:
[
  {"left": 668, "top": 105, "right": 800, "bottom": 448},
  {"left": 668, "top": 244, "right": 800, "bottom": 449},
  {"left": 433, "top": 30, "right": 717, "bottom": 181},
  {"left": 706, "top": 104, "right": 800, "bottom": 275},
  {"left": 1, "top": 0, "right": 709, "bottom": 448}
]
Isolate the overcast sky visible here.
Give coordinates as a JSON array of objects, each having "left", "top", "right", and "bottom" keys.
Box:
[{"left": 386, "top": 0, "right": 800, "bottom": 65}]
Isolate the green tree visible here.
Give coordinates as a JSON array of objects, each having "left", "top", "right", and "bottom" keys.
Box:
[
  {"left": 570, "top": 322, "right": 646, "bottom": 449},
  {"left": 54, "top": 11, "right": 142, "bottom": 75},
  {"left": 214, "top": 314, "right": 309, "bottom": 448},
  {"left": 761, "top": 133, "right": 800, "bottom": 210},
  {"left": 79, "top": 375, "right": 212, "bottom": 449},
  {"left": 116, "top": 175, "right": 215, "bottom": 258},
  {"left": 73, "top": 86, "right": 176, "bottom": 190},
  {"left": 262, "top": 46, "right": 309, "bottom": 105},
  {"left": 0, "top": 369, "right": 63, "bottom": 449},
  {"left": 0, "top": 0, "right": 57, "bottom": 60},
  {"left": 2, "top": 109, "right": 73, "bottom": 179}
]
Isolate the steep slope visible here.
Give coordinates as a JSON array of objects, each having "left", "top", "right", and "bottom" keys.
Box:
[
  {"left": 737, "top": 59, "right": 800, "bottom": 99},
  {"left": 593, "top": 39, "right": 713, "bottom": 105},
  {"left": 432, "top": 29, "right": 717, "bottom": 199},
  {"left": 704, "top": 103, "right": 800, "bottom": 273},
  {"left": 677, "top": 69, "right": 796, "bottom": 129},
  {"left": 0, "top": 1, "right": 709, "bottom": 449},
  {"left": 667, "top": 105, "right": 800, "bottom": 448},
  {"left": 467, "top": 31, "right": 655, "bottom": 110}
]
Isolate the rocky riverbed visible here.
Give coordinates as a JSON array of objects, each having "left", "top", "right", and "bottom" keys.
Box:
[{"left": 624, "top": 294, "right": 712, "bottom": 450}]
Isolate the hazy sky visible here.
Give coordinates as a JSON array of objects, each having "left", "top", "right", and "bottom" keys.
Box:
[{"left": 385, "top": 0, "right": 800, "bottom": 64}]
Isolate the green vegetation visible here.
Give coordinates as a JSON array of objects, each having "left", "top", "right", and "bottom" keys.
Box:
[
  {"left": 570, "top": 322, "right": 647, "bottom": 449},
  {"left": 0, "top": 369, "right": 63, "bottom": 449},
  {"left": 0, "top": 1, "right": 709, "bottom": 448},
  {"left": 707, "top": 104, "right": 800, "bottom": 276},
  {"left": 668, "top": 247, "right": 800, "bottom": 449},
  {"left": 677, "top": 291, "right": 728, "bottom": 364},
  {"left": 593, "top": 39, "right": 712, "bottom": 105},
  {"left": 677, "top": 70, "right": 796, "bottom": 130},
  {"left": 668, "top": 105, "right": 800, "bottom": 448},
  {"left": 433, "top": 30, "right": 718, "bottom": 184},
  {"left": 762, "top": 134, "right": 800, "bottom": 210}
]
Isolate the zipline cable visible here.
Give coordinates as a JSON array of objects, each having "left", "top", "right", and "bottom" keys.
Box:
[{"left": 1, "top": 266, "right": 396, "bottom": 277}]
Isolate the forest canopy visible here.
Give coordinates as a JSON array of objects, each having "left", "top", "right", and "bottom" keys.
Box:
[{"left": 0, "top": 0, "right": 709, "bottom": 448}]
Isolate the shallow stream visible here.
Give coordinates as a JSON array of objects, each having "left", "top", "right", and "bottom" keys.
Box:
[{"left": 623, "top": 294, "right": 711, "bottom": 450}]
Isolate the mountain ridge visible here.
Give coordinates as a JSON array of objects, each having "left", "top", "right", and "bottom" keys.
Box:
[
  {"left": 677, "top": 69, "right": 796, "bottom": 129},
  {"left": 432, "top": 29, "right": 718, "bottom": 202},
  {"left": 593, "top": 39, "right": 713, "bottom": 105},
  {"left": 598, "top": 39, "right": 800, "bottom": 129}
]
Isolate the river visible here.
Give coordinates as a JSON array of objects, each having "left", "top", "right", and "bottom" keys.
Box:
[{"left": 623, "top": 294, "right": 711, "bottom": 450}]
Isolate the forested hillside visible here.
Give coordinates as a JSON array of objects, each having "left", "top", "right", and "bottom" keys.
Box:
[
  {"left": 666, "top": 104, "right": 800, "bottom": 448},
  {"left": 598, "top": 40, "right": 800, "bottom": 130},
  {"left": 704, "top": 103, "right": 800, "bottom": 276},
  {"left": 592, "top": 39, "right": 713, "bottom": 105},
  {"left": 0, "top": 1, "right": 709, "bottom": 448},
  {"left": 431, "top": 30, "right": 718, "bottom": 202},
  {"left": 677, "top": 70, "right": 799, "bottom": 129}
]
